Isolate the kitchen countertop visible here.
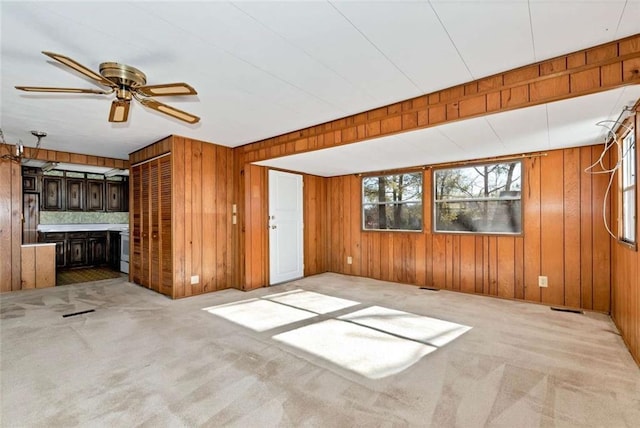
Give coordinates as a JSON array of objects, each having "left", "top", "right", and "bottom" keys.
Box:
[
  {"left": 37, "top": 223, "right": 129, "bottom": 233},
  {"left": 21, "top": 243, "right": 56, "bottom": 247}
]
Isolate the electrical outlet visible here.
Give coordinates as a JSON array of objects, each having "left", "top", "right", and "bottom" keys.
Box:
[
  {"left": 347, "top": 256, "right": 353, "bottom": 265},
  {"left": 538, "top": 276, "right": 548, "bottom": 288},
  {"left": 191, "top": 275, "right": 199, "bottom": 285}
]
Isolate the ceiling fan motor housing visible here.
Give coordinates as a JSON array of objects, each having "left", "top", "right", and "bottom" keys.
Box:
[{"left": 100, "top": 62, "right": 147, "bottom": 88}]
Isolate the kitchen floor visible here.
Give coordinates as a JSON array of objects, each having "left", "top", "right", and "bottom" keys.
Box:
[
  {"left": 1, "top": 273, "right": 639, "bottom": 427},
  {"left": 56, "top": 267, "right": 126, "bottom": 286}
]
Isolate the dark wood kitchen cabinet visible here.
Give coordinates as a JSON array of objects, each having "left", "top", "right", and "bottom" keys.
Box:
[
  {"left": 87, "top": 180, "right": 105, "bottom": 211},
  {"left": 106, "top": 181, "right": 127, "bottom": 212},
  {"left": 67, "top": 233, "right": 88, "bottom": 267},
  {"left": 66, "top": 179, "right": 85, "bottom": 211},
  {"left": 42, "top": 177, "right": 63, "bottom": 210},
  {"left": 88, "top": 233, "right": 107, "bottom": 266}
]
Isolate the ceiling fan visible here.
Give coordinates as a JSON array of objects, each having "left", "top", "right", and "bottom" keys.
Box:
[{"left": 15, "top": 51, "right": 200, "bottom": 124}]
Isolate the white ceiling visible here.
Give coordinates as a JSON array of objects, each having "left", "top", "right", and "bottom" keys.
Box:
[{"left": 1, "top": 1, "right": 639, "bottom": 173}]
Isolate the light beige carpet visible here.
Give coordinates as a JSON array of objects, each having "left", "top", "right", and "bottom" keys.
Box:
[{"left": 1, "top": 273, "right": 639, "bottom": 427}]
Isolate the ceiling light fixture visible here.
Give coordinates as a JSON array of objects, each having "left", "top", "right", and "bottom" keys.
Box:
[{"left": 0, "top": 129, "right": 47, "bottom": 163}]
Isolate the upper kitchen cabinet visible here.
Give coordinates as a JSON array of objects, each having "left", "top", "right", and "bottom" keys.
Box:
[
  {"left": 87, "top": 179, "right": 105, "bottom": 211},
  {"left": 106, "top": 178, "right": 128, "bottom": 212},
  {"left": 30, "top": 168, "right": 129, "bottom": 212},
  {"left": 42, "top": 177, "right": 63, "bottom": 211},
  {"left": 66, "top": 177, "right": 85, "bottom": 211}
]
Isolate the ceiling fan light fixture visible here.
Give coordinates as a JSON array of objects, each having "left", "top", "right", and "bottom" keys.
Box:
[{"left": 109, "top": 100, "right": 130, "bottom": 123}]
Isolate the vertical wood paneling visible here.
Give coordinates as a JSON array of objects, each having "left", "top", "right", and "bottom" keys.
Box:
[
  {"left": 244, "top": 164, "right": 268, "bottom": 290},
  {"left": 523, "top": 156, "right": 541, "bottom": 302},
  {"left": 580, "top": 146, "right": 594, "bottom": 309},
  {"left": 497, "top": 238, "right": 515, "bottom": 299},
  {"left": 172, "top": 137, "right": 186, "bottom": 297},
  {"left": 564, "top": 148, "right": 582, "bottom": 307},
  {"left": 201, "top": 143, "right": 216, "bottom": 292},
  {"left": 183, "top": 138, "right": 193, "bottom": 296},
  {"left": 540, "top": 151, "right": 565, "bottom": 305},
  {"left": 459, "top": 236, "right": 476, "bottom": 293},
  {"left": 592, "top": 145, "right": 611, "bottom": 312},
  {"left": 304, "top": 174, "right": 329, "bottom": 276},
  {"left": 325, "top": 145, "right": 612, "bottom": 312},
  {"left": 191, "top": 140, "right": 203, "bottom": 296},
  {"left": 0, "top": 161, "right": 20, "bottom": 292}
]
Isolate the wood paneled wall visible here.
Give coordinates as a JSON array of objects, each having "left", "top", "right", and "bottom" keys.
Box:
[
  {"left": 170, "top": 136, "right": 235, "bottom": 297},
  {"left": 611, "top": 109, "right": 640, "bottom": 365},
  {"left": 238, "top": 34, "right": 640, "bottom": 164},
  {"left": 0, "top": 160, "right": 22, "bottom": 293},
  {"left": 304, "top": 174, "right": 329, "bottom": 276},
  {"left": 326, "top": 146, "right": 612, "bottom": 311},
  {"left": 239, "top": 165, "right": 329, "bottom": 290}
]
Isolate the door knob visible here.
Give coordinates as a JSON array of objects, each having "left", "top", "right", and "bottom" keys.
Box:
[{"left": 271, "top": 225, "right": 277, "bottom": 229}]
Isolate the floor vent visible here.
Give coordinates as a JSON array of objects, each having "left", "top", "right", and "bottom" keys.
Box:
[
  {"left": 62, "top": 309, "right": 96, "bottom": 318},
  {"left": 550, "top": 307, "right": 583, "bottom": 314},
  {"left": 419, "top": 287, "right": 440, "bottom": 291}
]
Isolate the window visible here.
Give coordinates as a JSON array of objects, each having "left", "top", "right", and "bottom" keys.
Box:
[
  {"left": 621, "top": 128, "right": 636, "bottom": 244},
  {"left": 434, "top": 161, "right": 522, "bottom": 234},
  {"left": 362, "top": 172, "right": 423, "bottom": 231}
]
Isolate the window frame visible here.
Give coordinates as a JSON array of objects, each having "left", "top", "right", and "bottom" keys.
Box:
[
  {"left": 432, "top": 160, "right": 523, "bottom": 236},
  {"left": 619, "top": 125, "right": 636, "bottom": 247},
  {"left": 361, "top": 171, "right": 424, "bottom": 232}
]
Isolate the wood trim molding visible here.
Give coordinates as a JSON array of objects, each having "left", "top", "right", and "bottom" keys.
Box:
[
  {"left": 238, "top": 33, "right": 640, "bottom": 164},
  {"left": 1, "top": 143, "right": 129, "bottom": 169}
]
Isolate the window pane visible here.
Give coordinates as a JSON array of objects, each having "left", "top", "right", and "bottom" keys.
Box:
[
  {"left": 434, "top": 161, "right": 522, "bottom": 234},
  {"left": 435, "top": 162, "right": 521, "bottom": 200},
  {"left": 621, "top": 130, "right": 636, "bottom": 244},
  {"left": 363, "top": 173, "right": 422, "bottom": 203},
  {"left": 622, "top": 188, "right": 635, "bottom": 243},
  {"left": 435, "top": 200, "right": 521, "bottom": 233},
  {"left": 364, "top": 203, "right": 422, "bottom": 230},
  {"left": 362, "top": 172, "right": 423, "bottom": 231}
]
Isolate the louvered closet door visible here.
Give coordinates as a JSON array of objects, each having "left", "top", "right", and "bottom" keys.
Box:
[
  {"left": 131, "top": 165, "right": 143, "bottom": 284},
  {"left": 159, "top": 156, "right": 172, "bottom": 297},
  {"left": 149, "top": 160, "right": 161, "bottom": 292},
  {"left": 141, "top": 163, "right": 151, "bottom": 288}
]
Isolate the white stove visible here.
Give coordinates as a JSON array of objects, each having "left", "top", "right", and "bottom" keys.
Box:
[{"left": 120, "top": 229, "right": 129, "bottom": 274}]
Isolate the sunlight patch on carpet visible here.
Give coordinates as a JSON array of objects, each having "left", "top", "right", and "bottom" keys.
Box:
[
  {"left": 273, "top": 319, "right": 436, "bottom": 379},
  {"left": 264, "top": 289, "right": 359, "bottom": 314},
  {"left": 338, "top": 306, "right": 472, "bottom": 347},
  {"left": 203, "top": 299, "right": 316, "bottom": 332}
]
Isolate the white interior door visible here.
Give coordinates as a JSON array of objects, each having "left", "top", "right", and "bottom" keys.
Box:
[{"left": 269, "top": 170, "right": 303, "bottom": 285}]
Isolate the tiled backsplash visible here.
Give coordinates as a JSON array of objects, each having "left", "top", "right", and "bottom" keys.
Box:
[{"left": 40, "top": 211, "right": 129, "bottom": 225}]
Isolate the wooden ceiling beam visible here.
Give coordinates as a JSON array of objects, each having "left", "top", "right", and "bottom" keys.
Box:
[{"left": 237, "top": 33, "right": 640, "bottom": 164}]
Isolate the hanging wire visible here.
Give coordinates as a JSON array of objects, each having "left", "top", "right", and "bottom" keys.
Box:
[{"left": 584, "top": 109, "right": 635, "bottom": 240}]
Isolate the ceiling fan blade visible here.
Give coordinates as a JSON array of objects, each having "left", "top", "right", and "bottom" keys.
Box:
[
  {"left": 15, "top": 86, "right": 109, "bottom": 95},
  {"left": 136, "top": 83, "right": 197, "bottom": 97},
  {"left": 42, "top": 51, "right": 115, "bottom": 88},
  {"left": 109, "top": 100, "right": 130, "bottom": 123},
  {"left": 138, "top": 98, "right": 200, "bottom": 124}
]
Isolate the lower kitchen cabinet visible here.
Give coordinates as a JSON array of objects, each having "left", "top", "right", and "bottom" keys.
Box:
[
  {"left": 67, "top": 234, "right": 88, "bottom": 267},
  {"left": 88, "top": 234, "right": 107, "bottom": 266},
  {"left": 39, "top": 231, "right": 110, "bottom": 269}
]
